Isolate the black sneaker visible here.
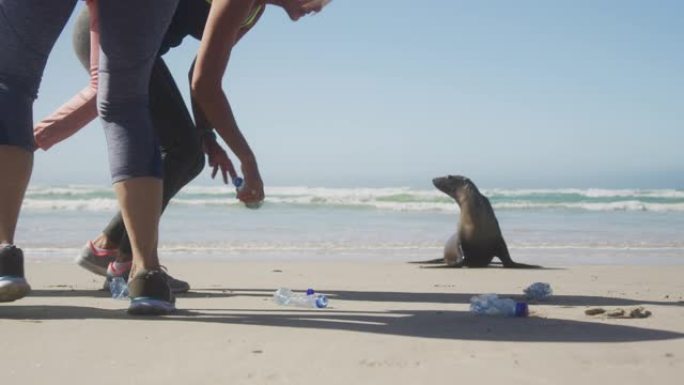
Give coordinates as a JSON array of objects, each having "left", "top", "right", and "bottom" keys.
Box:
[
  {"left": 160, "top": 267, "right": 190, "bottom": 294},
  {"left": 127, "top": 269, "right": 176, "bottom": 315},
  {"left": 101, "top": 264, "right": 190, "bottom": 294},
  {"left": 0, "top": 245, "right": 31, "bottom": 302}
]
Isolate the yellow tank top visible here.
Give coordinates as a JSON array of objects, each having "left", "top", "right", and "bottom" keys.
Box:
[{"left": 204, "top": 0, "right": 264, "bottom": 29}]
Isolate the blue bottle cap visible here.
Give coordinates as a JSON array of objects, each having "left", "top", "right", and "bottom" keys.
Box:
[
  {"left": 306, "top": 288, "right": 315, "bottom": 295},
  {"left": 232, "top": 177, "right": 244, "bottom": 188},
  {"left": 515, "top": 302, "right": 529, "bottom": 317},
  {"left": 315, "top": 295, "right": 328, "bottom": 308}
]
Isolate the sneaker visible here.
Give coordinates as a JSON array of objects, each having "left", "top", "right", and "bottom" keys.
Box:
[
  {"left": 127, "top": 269, "right": 176, "bottom": 315},
  {"left": 161, "top": 268, "right": 190, "bottom": 294},
  {"left": 0, "top": 245, "right": 31, "bottom": 302},
  {"left": 102, "top": 264, "right": 190, "bottom": 294},
  {"left": 76, "top": 241, "right": 118, "bottom": 277}
]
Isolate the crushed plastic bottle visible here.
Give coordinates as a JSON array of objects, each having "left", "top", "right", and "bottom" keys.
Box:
[
  {"left": 273, "top": 288, "right": 328, "bottom": 309},
  {"left": 470, "top": 293, "right": 528, "bottom": 317},
  {"left": 233, "top": 177, "right": 263, "bottom": 209},
  {"left": 109, "top": 277, "right": 129, "bottom": 300},
  {"left": 523, "top": 282, "right": 553, "bottom": 300}
]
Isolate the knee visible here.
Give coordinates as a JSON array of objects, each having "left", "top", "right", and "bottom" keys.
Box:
[
  {"left": 163, "top": 132, "right": 205, "bottom": 179},
  {"left": 180, "top": 140, "right": 205, "bottom": 179},
  {"left": 95, "top": 98, "right": 116, "bottom": 121},
  {"left": 96, "top": 95, "right": 145, "bottom": 122},
  {"left": 97, "top": 101, "right": 162, "bottom": 182}
]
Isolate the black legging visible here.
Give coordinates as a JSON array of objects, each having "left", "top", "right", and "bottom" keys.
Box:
[{"left": 73, "top": 7, "right": 205, "bottom": 256}]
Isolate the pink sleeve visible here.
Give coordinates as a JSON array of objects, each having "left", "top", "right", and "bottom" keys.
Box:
[{"left": 33, "top": 0, "right": 100, "bottom": 151}]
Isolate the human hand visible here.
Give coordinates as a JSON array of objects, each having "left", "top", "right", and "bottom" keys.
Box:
[
  {"left": 203, "top": 138, "right": 237, "bottom": 184},
  {"left": 237, "top": 161, "right": 265, "bottom": 206},
  {"left": 33, "top": 122, "right": 50, "bottom": 151},
  {"left": 33, "top": 119, "right": 69, "bottom": 151}
]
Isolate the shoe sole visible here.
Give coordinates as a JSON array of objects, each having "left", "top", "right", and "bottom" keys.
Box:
[
  {"left": 75, "top": 245, "right": 112, "bottom": 277},
  {"left": 103, "top": 279, "right": 188, "bottom": 294},
  {"left": 128, "top": 297, "right": 176, "bottom": 316},
  {"left": 0, "top": 277, "right": 31, "bottom": 302},
  {"left": 169, "top": 282, "right": 190, "bottom": 294}
]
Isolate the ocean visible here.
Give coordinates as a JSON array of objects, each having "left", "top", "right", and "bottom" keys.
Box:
[{"left": 15, "top": 184, "right": 684, "bottom": 266}]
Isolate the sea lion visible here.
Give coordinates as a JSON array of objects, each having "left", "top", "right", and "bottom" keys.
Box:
[{"left": 431, "top": 175, "right": 540, "bottom": 268}]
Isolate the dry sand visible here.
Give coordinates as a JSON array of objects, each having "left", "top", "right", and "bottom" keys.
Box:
[{"left": 1, "top": 260, "right": 683, "bottom": 384}]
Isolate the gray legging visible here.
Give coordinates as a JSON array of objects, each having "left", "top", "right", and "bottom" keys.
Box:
[
  {"left": 72, "top": 7, "right": 205, "bottom": 256},
  {"left": 0, "top": 0, "right": 179, "bottom": 182}
]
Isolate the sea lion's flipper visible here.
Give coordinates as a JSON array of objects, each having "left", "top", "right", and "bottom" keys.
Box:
[
  {"left": 505, "top": 262, "right": 542, "bottom": 269},
  {"left": 408, "top": 258, "right": 445, "bottom": 264},
  {"left": 496, "top": 240, "right": 542, "bottom": 269}
]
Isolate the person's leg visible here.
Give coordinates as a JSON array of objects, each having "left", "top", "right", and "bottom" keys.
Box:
[
  {"left": 0, "top": 0, "right": 77, "bottom": 302},
  {"left": 96, "top": 0, "right": 179, "bottom": 314},
  {"left": 108, "top": 58, "right": 204, "bottom": 294},
  {"left": 0, "top": 146, "right": 32, "bottom": 302},
  {"left": 71, "top": 6, "right": 203, "bottom": 294},
  {"left": 70, "top": 7, "right": 127, "bottom": 274},
  {"left": 0, "top": 148, "right": 32, "bottom": 245},
  {"left": 117, "top": 58, "right": 206, "bottom": 259}
]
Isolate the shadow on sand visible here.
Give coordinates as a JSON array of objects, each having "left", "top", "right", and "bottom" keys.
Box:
[
  {"left": 28, "top": 287, "right": 683, "bottom": 308},
  {"left": 2, "top": 288, "right": 682, "bottom": 343}
]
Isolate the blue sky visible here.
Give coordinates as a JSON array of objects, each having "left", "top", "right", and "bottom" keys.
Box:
[{"left": 31, "top": 0, "right": 683, "bottom": 188}]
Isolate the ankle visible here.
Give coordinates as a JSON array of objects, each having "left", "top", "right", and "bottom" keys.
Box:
[
  {"left": 93, "top": 234, "right": 118, "bottom": 250},
  {"left": 116, "top": 253, "right": 132, "bottom": 264},
  {"left": 132, "top": 263, "right": 160, "bottom": 277}
]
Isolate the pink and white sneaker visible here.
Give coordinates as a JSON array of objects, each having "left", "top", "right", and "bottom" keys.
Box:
[
  {"left": 103, "top": 260, "right": 132, "bottom": 292},
  {"left": 75, "top": 241, "right": 118, "bottom": 277}
]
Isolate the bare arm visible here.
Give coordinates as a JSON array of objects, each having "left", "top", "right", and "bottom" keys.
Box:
[
  {"left": 188, "top": 57, "right": 212, "bottom": 135},
  {"left": 191, "top": 0, "right": 263, "bottom": 202},
  {"left": 188, "top": 57, "right": 238, "bottom": 185},
  {"left": 191, "top": 0, "right": 326, "bottom": 201}
]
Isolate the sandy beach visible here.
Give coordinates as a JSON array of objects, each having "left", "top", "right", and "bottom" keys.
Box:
[{"left": 1, "top": 260, "right": 682, "bottom": 384}]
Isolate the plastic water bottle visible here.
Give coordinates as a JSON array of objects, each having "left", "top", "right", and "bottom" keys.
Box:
[
  {"left": 273, "top": 288, "right": 328, "bottom": 309},
  {"left": 109, "top": 277, "right": 129, "bottom": 300},
  {"left": 232, "top": 177, "right": 263, "bottom": 209},
  {"left": 470, "top": 293, "right": 528, "bottom": 317},
  {"left": 524, "top": 282, "right": 553, "bottom": 300}
]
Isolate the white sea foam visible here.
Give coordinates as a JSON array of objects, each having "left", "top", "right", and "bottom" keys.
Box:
[
  {"left": 493, "top": 201, "right": 684, "bottom": 212},
  {"left": 486, "top": 188, "right": 684, "bottom": 199},
  {"left": 22, "top": 198, "right": 118, "bottom": 211},
  {"left": 26, "top": 184, "right": 111, "bottom": 196},
  {"left": 22, "top": 241, "right": 684, "bottom": 259},
  {"left": 20, "top": 185, "right": 684, "bottom": 212}
]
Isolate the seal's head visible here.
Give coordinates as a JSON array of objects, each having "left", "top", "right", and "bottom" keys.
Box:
[{"left": 432, "top": 175, "right": 479, "bottom": 203}]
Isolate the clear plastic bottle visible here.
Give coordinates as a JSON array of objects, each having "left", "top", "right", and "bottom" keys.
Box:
[
  {"left": 232, "top": 177, "right": 263, "bottom": 209},
  {"left": 273, "top": 288, "right": 328, "bottom": 309},
  {"left": 470, "top": 293, "right": 528, "bottom": 317},
  {"left": 523, "top": 282, "right": 553, "bottom": 300},
  {"left": 109, "top": 277, "right": 129, "bottom": 300}
]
